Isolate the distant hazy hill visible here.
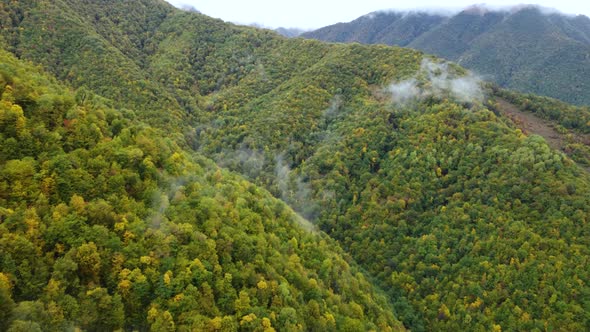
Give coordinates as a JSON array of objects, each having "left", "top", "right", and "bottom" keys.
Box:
[
  {"left": 303, "top": 5, "right": 590, "bottom": 105},
  {"left": 275, "top": 27, "right": 306, "bottom": 37}
]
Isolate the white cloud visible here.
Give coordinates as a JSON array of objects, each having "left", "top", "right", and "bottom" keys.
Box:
[{"left": 388, "top": 59, "right": 484, "bottom": 105}]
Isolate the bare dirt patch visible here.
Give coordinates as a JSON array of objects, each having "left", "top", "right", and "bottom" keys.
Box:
[
  {"left": 496, "top": 98, "right": 565, "bottom": 150},
  {"left": 495, "top": 98, "right": 590, "bottom": 172}
]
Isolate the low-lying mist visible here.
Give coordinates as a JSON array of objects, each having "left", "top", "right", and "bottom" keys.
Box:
[{"left": 388, "top": 58, "right": 484, "bottom": 105}]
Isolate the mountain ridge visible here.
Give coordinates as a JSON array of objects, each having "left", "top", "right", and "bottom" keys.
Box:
[{"left": 302, "top": 5, "right": 590, "bottom": 105}]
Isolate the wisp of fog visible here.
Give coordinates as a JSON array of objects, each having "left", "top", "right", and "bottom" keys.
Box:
[{"left": 388, "top": 58, "right": 484, "bottom": 105}]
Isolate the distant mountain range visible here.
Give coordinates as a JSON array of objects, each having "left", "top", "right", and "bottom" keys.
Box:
[{"left": 303, "top": 5, "right": 590, "bottom": 105}]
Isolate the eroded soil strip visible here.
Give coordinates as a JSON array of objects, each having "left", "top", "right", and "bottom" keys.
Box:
[{"left": 495, "top": 98, "right": 590, "bottom": 172}]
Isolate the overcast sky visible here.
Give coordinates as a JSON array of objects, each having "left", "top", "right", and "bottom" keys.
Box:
[{"left": 165, "top": 1, "right": 590, "bottom": 29}]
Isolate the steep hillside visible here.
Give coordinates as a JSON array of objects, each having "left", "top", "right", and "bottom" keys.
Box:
[
  {"left": 0, "top": 48, "right": 403, "bottom": 331},
  {"left": 303, "top": 6, "right": 590, "bottom": 105},
  {"left": 0, "top": 0, "right": 188, "bottom": 130},
  {"left": 1, "top": 1, "right": 590, "bottom": 331}
]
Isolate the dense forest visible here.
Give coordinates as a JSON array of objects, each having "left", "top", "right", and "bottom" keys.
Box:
[
  {"left": 0, "top": 48, "right": 402, "bottom": 331},
  {"left": 1, "top": 0, "right": 590, "bottom": 331},
  {"left": 303, "top": 6, "right": 590, "bottom": 106}
]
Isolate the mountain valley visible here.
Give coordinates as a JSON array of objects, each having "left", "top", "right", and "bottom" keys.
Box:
[{"left": 0, "top": 1, "right": 589, "bottom": 331}]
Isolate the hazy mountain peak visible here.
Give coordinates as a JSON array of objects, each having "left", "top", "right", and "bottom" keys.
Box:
[
  {"left": 372, "top": 8, "right": 458, "bottom": 18},
  {"left": 462, "top": 4, "right": 493, "bottom": 15},
  {"left": 507, "top": 3, "right": 565, "bottom": 15}
]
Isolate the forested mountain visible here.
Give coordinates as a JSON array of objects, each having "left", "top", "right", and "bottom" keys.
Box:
[
  {"left": 1, "top": 0, "right": 590, "bottom": 331},
  {"left": 0, "top": 31, "right": 402, "bottom": 332},
  {"left": 303, "top": 5, "right": 590, "bottom": 105}
]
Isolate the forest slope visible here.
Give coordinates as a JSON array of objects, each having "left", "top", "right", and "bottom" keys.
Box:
[
  {"left": 303, "top": 6, "right": 590, "bottom": 105},
  {"left": 1, "top": 0, "right": 590, "bottom": 331},
  {"left": 0, "top": 43, "right": 402, "bottom": 331}
]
